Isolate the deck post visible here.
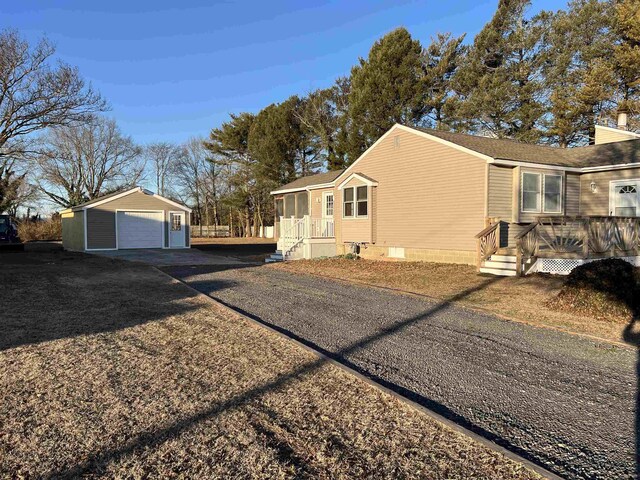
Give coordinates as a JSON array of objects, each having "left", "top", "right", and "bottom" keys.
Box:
[
  {"left": 476, "top": 238, "right": 482, "bottom": 271},
  {"left": 515, "top": 239, "right": 523, "bottom": 277},
  {"left": 582, "top": 218, "right": 590, "bottom": 258}
]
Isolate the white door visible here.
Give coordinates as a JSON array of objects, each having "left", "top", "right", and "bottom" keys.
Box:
[
  {"left": 611, "top": 181, "right": 639, "bottom": 216},
  {"left": 169, "top": 212, "right": 186, "bottom": 248},
  {"left": 321, "top": 192, "right": 334, "bottom": 237},
  {"left": 117, "top": 211, "right": 164, "bottom": 249}
]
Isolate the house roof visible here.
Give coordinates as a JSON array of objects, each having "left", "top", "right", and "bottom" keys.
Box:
[
  {"left": 410, "top": 126, "right": 640, "bottom": 168},
  {"left": 271, "top": 170, "right": 345, "bottom": 194}
]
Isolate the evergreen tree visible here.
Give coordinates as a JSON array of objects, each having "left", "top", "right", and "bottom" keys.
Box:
[
  {"left": 422, "top": 33, "right": 467, "bottom": 129},
  {"left": 611, "top": 0, "right": 640, "bottom": 128},
  {"left": 346, "top": 27, "right": 425, "bottom": 161},
  {"left": 451, "top": 0, "right": 547, "bottom": 142},
  {"left": 542, "top": 0, "right": 615, "bottom": 146}
]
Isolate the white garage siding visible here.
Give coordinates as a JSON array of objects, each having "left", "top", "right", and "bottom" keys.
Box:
[{"left": 116, "top": 211, "right": 164, "bottom": 249}]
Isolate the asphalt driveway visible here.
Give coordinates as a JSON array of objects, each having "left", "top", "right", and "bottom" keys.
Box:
[{"left": 164, "top": 263, "right": 638, "bottom": 480}]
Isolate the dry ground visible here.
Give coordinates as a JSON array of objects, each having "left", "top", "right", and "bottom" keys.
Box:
[
  {"left": 0, "top": 251, "right": 539, "bottom": 479},
  {"left": 191, "top": 236, "right": 275, "bottom": 244},
  {"left": 271, "top": 258, "right": 628, "bottom": 343}
]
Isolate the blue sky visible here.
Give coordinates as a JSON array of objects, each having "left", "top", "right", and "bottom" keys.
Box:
[{"left": 1, "top": 0, "right": 562, "bottom": 146}]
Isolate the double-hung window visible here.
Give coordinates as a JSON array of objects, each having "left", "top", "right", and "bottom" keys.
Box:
[
  {"left": 521, "top": 172, "right": 562, "bottom": 214},
  {"left": 343, "top": 186, "right": 368, "bottom": 218},
  {"left": 343, "top": 188, "right": 354, "bottom": 217}
]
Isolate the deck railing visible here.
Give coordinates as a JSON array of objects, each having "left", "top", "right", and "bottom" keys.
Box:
[
  {"left": 475, "top": 221, "right": 500, "bottom": 270},
  {"left": 279, "top": 215, "right": 335, "bottom": 256},
  {"left": 513, "top": 216, "right": 640, "bottom": 275}
]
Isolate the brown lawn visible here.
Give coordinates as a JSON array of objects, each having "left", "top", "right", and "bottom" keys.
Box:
[
  {"left": 0, "top": 251, "right": 539, "bottom": 479},
  {"left": 191, "top": 236, "right": 275, "bottom": 244},
  {"left": 271, "top": 258, "right": 628, "bottom": 343}
]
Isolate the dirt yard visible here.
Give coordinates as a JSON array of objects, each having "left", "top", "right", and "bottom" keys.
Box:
[
  {"left": 272, "top": 258, "right": 629, "bottom": 343},
  {"left": 0, "top": 251, "right": 539, "bottom": 479}
]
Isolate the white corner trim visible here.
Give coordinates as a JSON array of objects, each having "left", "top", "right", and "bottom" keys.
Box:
[
  {"left": 83, "top": 209, "right": 88, "bottom": 250},
  {"left": 337, "top": 173, "right": 378, "bottom": 190}
]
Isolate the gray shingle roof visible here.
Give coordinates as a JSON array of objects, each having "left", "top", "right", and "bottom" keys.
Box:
[
  {"left": 412, "top": 126, "right": 640, "bottom": 168},
  {"left": 272, "top": 170, "right": 345, "bottom": 193}
]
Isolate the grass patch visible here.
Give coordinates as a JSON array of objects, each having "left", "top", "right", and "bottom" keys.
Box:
[
  {"left": 0, "top": 251, "right": 539, "bottom": 479},
  {"left": 271, "top": 258, "right": 632, "bottom": 343}
]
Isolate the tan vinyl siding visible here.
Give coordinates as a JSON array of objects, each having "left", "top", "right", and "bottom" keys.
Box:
[
  {"left": 338, "top": 177, "right": 373, "bottom": 243},
  {"left": 487, "top": 164, "right": 513, "bottom": 220},
  {"left": 61, "top": 211, "right": 84, "bottom": 251},
  {"left": 566, "top": 173, "right": 581, "bottom": 216},
  {"left": 86, "top": 190, "right": 190, "bottom": 249},
  {"left": 310, "top": 188, "right": 333, "bottom": 219},
  {"left": 580, "top": 167, "right": 640, "bottom": 216},
  {"left": 594, "top": 126, "right": 640, "bottom": 145},
  {"left": 335, "top": 128, "right": 486, "bottom": 252}
]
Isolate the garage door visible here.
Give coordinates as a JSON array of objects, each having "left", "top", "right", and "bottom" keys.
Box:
[{"left": 117, "top": 211, "right": 164, "bottom": 249}]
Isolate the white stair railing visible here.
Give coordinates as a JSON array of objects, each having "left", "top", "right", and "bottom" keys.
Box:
[{"left": 280, "top": 216, "right": 306, "bottom": 257}]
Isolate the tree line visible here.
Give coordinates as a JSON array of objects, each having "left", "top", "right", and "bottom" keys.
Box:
[
  {"left": 204, "top": 0, "right": 639, "bottom": 235},
  {"left": 1, "top": 0, "right": 638, "bottom": 236}
]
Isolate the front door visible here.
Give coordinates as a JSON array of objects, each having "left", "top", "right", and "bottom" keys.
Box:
[
  {"left": 611, "top": 181, "right": 640, "bottom": 216},
  {"left": 169, "top": 212, "right": 186, "bottom": 247},
  {"left": 322, "top": 192, "right": 334, "bottom": 237}
]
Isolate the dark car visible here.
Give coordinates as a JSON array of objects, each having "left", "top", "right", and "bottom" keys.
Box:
[{"left": 0, "top": 215, "right": 19, "bottom": 243}]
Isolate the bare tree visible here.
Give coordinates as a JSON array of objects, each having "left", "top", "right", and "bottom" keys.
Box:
[
  {"left": 145, "top": 142, "right": 183, "bottom": 196},
  {"left": 33, "top": 117, "right": 144, "bottom": 207},
  {"left": 0, "top": 29, "right": 106, "bottom": 161}
]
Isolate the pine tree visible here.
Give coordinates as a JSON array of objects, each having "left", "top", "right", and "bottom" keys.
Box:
[
  {"left": 451, "top": 0, "right": 547, "bottom": 142},
  {"left": 422, "top": 33, "right": 467, "bottom": 129},
  {"left": 542, "top": 0, "right": 615, "bottom": 146},
  {"left": 346, "top": 27, "right": 425, "bottom": 161},
  {"left": 611, "top": 0, "right": 640, "bottom": 129}
]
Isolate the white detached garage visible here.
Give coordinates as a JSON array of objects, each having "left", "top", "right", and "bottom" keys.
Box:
[{"left": 61, "top": 187, "right": 192, "bottom": 251}]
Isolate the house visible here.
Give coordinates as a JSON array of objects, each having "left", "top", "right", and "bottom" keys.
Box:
[
  {"left": 269, "top": 115, "right": 640, "bottom": 276},
  {"left": 61, "top": 187, "right": 191, "bottom": 251}
]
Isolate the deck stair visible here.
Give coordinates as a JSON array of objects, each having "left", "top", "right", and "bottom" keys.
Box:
[
  {"left": 266, "top": 249, "right": 284, "bottom": 263},
  {"left": 479, "top": 252, "right": 517, "bottom": 276}
]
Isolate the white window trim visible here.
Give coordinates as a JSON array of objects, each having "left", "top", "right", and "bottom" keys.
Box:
[
  {"left": 609, "top": 179, "right": 640, "bottom": 217},
  {"left": 342, "top": 186, "right": 369, "bottom": 220},
  {"left": 520, "top": 171, "right": 563, "bottom": 214}
]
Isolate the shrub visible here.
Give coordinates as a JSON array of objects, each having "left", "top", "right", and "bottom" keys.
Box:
[
  {"left": 547, "top": 259, "right": 640, "bottom": 322},
  {"left": 17, "top": 217, "right": 62, "bottom": 242}
]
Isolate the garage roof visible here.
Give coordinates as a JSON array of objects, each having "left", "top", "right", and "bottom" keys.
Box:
[{"left": 61, "top": 187, "right": 192, "bottom": 213}]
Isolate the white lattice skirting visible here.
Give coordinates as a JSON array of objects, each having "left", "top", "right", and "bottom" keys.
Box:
[{"left": 531, "top": 256, "right": 640, "bottom": 275}]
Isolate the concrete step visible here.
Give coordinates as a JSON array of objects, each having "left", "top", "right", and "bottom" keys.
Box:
[
  {"left": 489, "top": 255, "right": 516, "bottom": 262},
  {"left": 484, "top": 260, "right": 516, "bottom": 269},
  {"left": 479, "top": 267, "right": 517, "bottom": 277}
]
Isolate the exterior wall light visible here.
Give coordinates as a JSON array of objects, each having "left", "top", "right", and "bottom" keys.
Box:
[{"left": 590, "top": 181, "right": 598, "bottom": 193}]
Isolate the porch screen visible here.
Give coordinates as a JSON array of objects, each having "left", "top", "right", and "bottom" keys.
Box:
[
  {"left": 275, "top": 199, "right": 284, "bottom": 218},
  {"left": 284, "top": 194, "right": 296, "bottom": 217},
  {"left": 295, "top": 192, "right": 309, "bottom": 218}
]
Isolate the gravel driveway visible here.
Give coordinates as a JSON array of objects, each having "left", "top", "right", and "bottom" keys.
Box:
[{"left": 164, "top": 263, "right": 637, "bottom": 480}]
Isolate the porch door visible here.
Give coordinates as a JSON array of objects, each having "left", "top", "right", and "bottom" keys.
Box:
[
  {"left": 322, "top": 192, "right": 334, "bottom": 237},
  {"left": 611, "top": 181, "right": 640, "bottom": 217}
]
